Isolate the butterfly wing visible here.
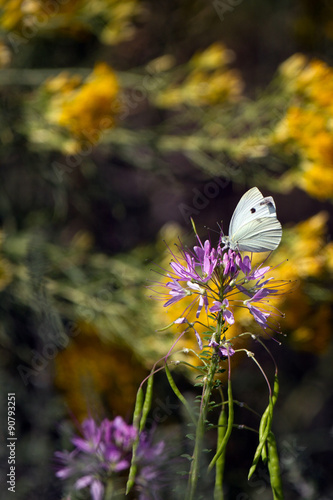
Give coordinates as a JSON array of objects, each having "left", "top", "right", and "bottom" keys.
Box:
[
  {"left": 229, "top": 187, "right": 277, "bottom": 235},
  {"left": 231, "top": 217, "right": 282, "bottom": 252},
  {"left": 228, "top": 187, "right": 282, "bottom": 252}
]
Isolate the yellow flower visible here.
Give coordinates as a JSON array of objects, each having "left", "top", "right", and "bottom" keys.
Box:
[
  {"left": 267, "top": 212, "right": 332, "bottom": 353},
  {"left": 302, "top": 163, "right": 333, "bottom": 199},
  {"left": 278, "top": 53, "right": 308, "bottom": 85},
  {"left": 183, "top": 69, "right": 243, "bottom": 106},
  {"left": 156, "top": 43, "right": 243, "bottom": 109},
  {"left": 189, "top": 42, "right": 235, "bottom": 70},
  {"left": 46, "top": 63, "right": 120, "bottom": 147},
  {"left": 274, "top": 55, "right": 333, "bottom": 199}
]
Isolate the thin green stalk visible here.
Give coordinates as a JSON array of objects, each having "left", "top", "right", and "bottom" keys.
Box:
[
  {"left": 186, "top": 353, "right": 220, "bottom": 500},
  {"left": 186, "top": 314, "right": 225, "bottom": 500}
]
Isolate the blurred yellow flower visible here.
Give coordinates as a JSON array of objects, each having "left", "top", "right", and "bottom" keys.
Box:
[
  {"left": 278, "top": 53, "right": 308, "bottom": 84},
  {"left": 273, "top": 55, "right": 333, "bottom": 199},
  {"left": 155, "top": 42, "right": 243, "bottom": 109},
  {"left": 57, "top": 63, "right": 120, "bottom": 139},
  {"left": 189, "top": 42, "right": 235, "bottom": 71},
  {"left": 302, "top": 163, "right": 333, "bottom": 199},
  {"left": 41, "top": 63, "right": 120, "bottom": 150},
  {"left": 268, "top": 212, "right": 332, "bottom": 352}
]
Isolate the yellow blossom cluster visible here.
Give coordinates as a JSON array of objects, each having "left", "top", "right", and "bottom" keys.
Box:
[
  {"left": 156, "top": 43, "right": 244, "bottom": 108},
  {"left": 0, "top": 0, "right": 140, "bottom": 45},
  {"left": 261, "top": 211, "right": 332, "bottom": 353},
  {"left": 273, "top": 54, "right": 333, "bottom": 199},
  {"left": 34, "top": 63, "right": 120, "bottom": 151}
]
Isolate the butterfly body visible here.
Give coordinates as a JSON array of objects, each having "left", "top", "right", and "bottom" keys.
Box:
[{"left": 222, "top": 187, "right": 282, "bottom": 253}]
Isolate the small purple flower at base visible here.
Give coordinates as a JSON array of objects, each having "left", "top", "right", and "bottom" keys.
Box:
[
  {"left": 55, "top": 416, "right": 166, "bottom": 500},
  {"left": 71, "top": 417, "right": 102, "bottom": 453},
  {"left": 75, "top": 476, "right": 104, "bottom": 500},
  {"left": 54, "top": 450, "right": 78, "bottom": 480},
  {"left": 210, "top": 299, "right": 235, "bottom": 325},
  {"left": 135, "top": 433, "right": 167, "bottom": 500}
]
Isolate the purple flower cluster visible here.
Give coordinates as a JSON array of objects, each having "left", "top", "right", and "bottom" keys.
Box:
[
  {"left": 159, "top": 232, "right": 286, "bottom": 348},
  {"left": 55, "top": 416, "right": 165, "bottom": 500}
]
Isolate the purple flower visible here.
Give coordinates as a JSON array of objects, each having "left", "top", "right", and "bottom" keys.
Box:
[
  {"left": 71, "top": 417, "right": 102, "bottom": 454},
  {"left": 55, "top": 416, "right": 166, "bottom": 500},
  {"left": 107, "top": 416, "right": 137, "bottom": 450},
  {"left": 193, "top": 239, "right": 218, "bottom": 280},
  {"left": 209, "top": 339, "right": 235, "bottom": 358},
  {"left": 164, "top": 279, "right": 188, "bottom": 306},
  {"left": 170, "top": 251, "right": 197, "bottom": 281},
  {"left": 237, "top": 254, "right": 251, "bottom": 274},
  {"left": 187, "top": 282, "right": 208, "bottom": 318},
  {"left": 54, "top": 450, "right": 78, "bottom": 479},
  {"left": 247, "top": 304, "right": 270, "bottom": 329},
  {"left": 222, "top": 249, "right": 237, "bottom": 276},
  {"left": 210, "top": 299, "right": 235, "bottom": 325},
  {"left": 153, "top": 226, "right": 288, "bottom": 341},
  {"left": 75, "top": 476, "right": 104, "bottom": 500}
]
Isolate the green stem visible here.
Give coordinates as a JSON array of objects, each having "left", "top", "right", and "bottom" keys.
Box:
[{"left": 185, "top": 314, "right": 224, "bottom": 500}]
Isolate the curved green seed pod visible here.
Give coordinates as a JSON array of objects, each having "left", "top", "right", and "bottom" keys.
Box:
[
  {"left": 132, "top": 386, "right": 144, "bottom": 429},
  {"left": 165, "top": 363, "right": 196, "bottom": 425},
  {"left": 267, "top": 431, "right": 284, "bottom": 500},
  {"left": 208, "top": 378, "right": 233, "bottom": 471},
  {"left": 249, "top": 374, "right": 280, "bottom": 479},
  {"left": 214, "top": 404, "right": 227, "bottom": 499},
  {"left": 139, "top": 371, "right": 154, "bottom": 432},
  {"left": 126, "top": 375, "right": 153, "bottom": 494}
]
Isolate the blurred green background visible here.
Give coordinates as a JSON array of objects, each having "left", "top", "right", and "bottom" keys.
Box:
[{"left": 0, "top": 0, "right": 333, "bottom": 498}]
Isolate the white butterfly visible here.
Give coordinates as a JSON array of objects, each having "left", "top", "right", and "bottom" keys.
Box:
[{"left": 221, "top": 187, "right": 282, "bottom": 253}]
